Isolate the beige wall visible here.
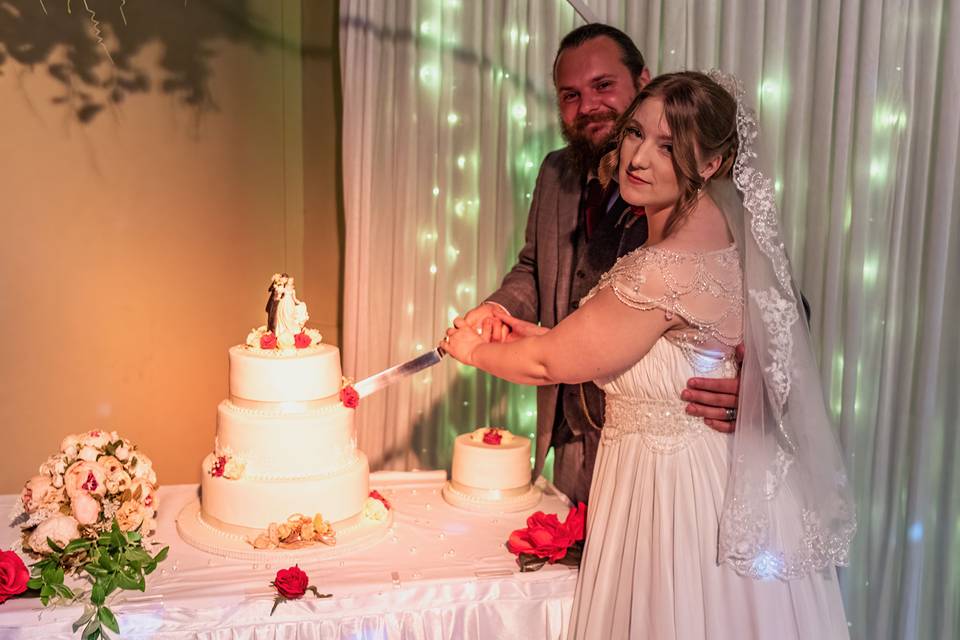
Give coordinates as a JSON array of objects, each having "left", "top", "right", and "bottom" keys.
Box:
[{"left": 0, "top": 1, "right": 343, "bottom": 493}]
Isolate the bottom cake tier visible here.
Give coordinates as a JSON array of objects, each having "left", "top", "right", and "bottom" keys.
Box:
[{"left": 200, "top": 452, "right": 370, "bottom": 530}]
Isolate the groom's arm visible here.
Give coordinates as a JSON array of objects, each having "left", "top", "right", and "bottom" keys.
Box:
[{"left": 685, "top": 292, "right": 812, "bottom": 431}]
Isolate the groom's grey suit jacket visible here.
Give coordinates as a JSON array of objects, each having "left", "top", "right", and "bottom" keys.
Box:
[{"left": 486, "top": 149, "right": 647, "bottom": 480}]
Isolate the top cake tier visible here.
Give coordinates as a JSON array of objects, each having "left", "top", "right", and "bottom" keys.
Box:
[{"left": 229, "top": 344, "right": 342, "bottom": 402}]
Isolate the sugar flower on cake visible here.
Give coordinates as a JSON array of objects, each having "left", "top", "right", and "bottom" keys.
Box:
[
  {"left": 468, "top": 427, "right": 515, "bottom": 446},
  {"left": 250, "top": 513, "right": 336, "bottom": 550},
  {"left": 362, "top": 494, "right": 389, "bottom": 522},
  {"left": 11, "top": 429, "right": 160, "bottom": 556},
  {"left": 340, "top": 385, "right": 359, "bottom": 408},
  {"left": 204, "top": 447, "right": 246, "bottom": 480}
]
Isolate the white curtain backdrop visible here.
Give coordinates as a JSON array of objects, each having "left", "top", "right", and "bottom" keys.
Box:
[{"left": 339, "top": 1, "right": 960, "bottom": 639}]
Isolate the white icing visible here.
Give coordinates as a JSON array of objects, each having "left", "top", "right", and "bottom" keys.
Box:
[
  {"left": 228, "top": 344, "right": 342, "bottom": 401},
  {"left": 216, "top": 400, "right": 356, "bottom": 477},
  {"left": 201, "top": 452, "right": 370, "bottom": 529},
  {"left": 450, "top": 429, "right": 532, "bottom": 491}
]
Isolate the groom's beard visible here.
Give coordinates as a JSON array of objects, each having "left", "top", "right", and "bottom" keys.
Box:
[{"left": 560, "top": 109, "right": 619, "bottom": 176}]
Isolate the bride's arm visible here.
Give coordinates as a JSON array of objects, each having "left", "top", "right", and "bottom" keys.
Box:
[{"left": 445, "top": 287, "right": 678, "bottom": 386}]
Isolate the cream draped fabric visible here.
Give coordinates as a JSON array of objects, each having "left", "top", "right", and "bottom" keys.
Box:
[{"left": 339, "top": 2, "right": 960, "bottom": 638}]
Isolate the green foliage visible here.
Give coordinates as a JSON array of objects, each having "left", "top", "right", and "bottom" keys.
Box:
[{"left": 29, "top": 519, "right": 169, "bottom": 640}]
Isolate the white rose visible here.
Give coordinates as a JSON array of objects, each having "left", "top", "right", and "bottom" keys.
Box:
[
  {"left": 78, "top": 446, "right": 100, "bottom": 462},
  {"left": 81, "top": 431, "right": 110, "bottom": 449},
  {"left": 277, "top": 332, "right": 296, "bottom": 349},
  {"left": 362, "top": 497, "right": 388, "bottom": 522},
  {"left": 51, "top": 474, "right": 64, "bottom": 488},
  {"left": 130, "top": 453, "right": 154, "bottom": 479},
  {"left": 106, "top": 470, "right": 132, "bottom": 494},
  {"left": 21, "top": 475, "right": 54, "bottom": 513},
  {"left": 115, "top": 500, "right": 145, "bottom": 532},
  {"left": 114, "top": 445, "right": 130, "bottom": 461},
  {"left": 60, "top": 434, "right": 80, "bottom": 454},
  {"left": 27, "top": 515, "right": 80, "bottom": 554},
  {"left": 222, "top": 458, "right": 245, "bottom": 480}
]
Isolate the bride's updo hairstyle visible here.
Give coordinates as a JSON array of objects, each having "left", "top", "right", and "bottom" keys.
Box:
[{"left": 604, "top": 71, "right": 739, "bottom": 238}]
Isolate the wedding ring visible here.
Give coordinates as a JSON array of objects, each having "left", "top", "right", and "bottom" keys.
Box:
[{"left": 725, "top": 408, "right": 737, "bottom": 421}]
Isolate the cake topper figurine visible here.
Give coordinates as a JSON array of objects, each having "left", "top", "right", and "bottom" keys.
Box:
[{"left": 265, "top": 273, "right": 309, "bottom": 340}]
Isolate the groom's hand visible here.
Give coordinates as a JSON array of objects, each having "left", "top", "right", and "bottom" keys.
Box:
[
  {"left": 463, "top": 302, "right": 510, "bottom": 343},
  {"left": 682, "top": 344, "right": 744, "bottom": 433}
]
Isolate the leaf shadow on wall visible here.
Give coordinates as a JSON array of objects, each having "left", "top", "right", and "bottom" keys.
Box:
[{"left": 0, "top": 0, "right": 288, "bottom": 124}]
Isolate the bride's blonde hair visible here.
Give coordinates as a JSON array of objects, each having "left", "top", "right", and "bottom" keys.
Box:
[{"left": 601, "top": 71, "right": 739, "bottom": 237}]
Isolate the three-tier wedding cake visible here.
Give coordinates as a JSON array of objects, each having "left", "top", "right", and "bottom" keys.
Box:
[{"left": 177, "top": 274, "right": 390, "bottom": 559}]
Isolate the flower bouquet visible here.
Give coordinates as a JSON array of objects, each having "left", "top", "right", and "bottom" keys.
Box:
[
  {"left": 14, "top": 430, "right": 159, "bottom": 554},
  {"left": 506, "top": 503, "right": 586, "bottom": 572},
  {"left": 8, "top": 430, "right": 168, "bottom": 640}
]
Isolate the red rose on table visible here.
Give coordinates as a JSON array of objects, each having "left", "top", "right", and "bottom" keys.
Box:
[
  {"left": 260, "top": 333, "right": 278, "bottom": 350},
  {"left": 340, "top": 386, "right": 359, "bottom": 408},
  {"left": 294, "top": 332, "right": 312, "bottom": 349},
  {"left": 507, "top": 503, "right": 586, "bottom": 562},
  {"left": 482, "top": 428, "right": 503, "bottom": 445},
  {"left": 0, "top": 550, "right": 29, "bottom": 604},
  {"left": 269, "top": 565, "right": 331, "bottom": 615},
  {"left": 273, "top": 565, "right": 308, "bottom": 599}
]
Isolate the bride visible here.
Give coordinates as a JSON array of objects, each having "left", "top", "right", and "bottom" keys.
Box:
[{"left": 442, "top": 71, "right": 855, "bottom": 639}]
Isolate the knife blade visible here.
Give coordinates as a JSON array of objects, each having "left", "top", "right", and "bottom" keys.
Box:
[{"left": 352, "top": 347, "right": 445, "bottom": 398}]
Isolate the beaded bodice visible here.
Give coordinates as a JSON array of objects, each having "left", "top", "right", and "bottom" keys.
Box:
[{"left": 583, "top": 245, "right": 744, "bottom": 450}]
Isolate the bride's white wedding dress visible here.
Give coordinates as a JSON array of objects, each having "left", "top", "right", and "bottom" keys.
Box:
[{"left": 568, "top": 245, "right": 849, "bottom": 640}]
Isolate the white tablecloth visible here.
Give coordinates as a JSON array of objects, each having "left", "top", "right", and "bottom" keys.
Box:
[{"left": 0, "top": 471, "right": 577, "bottom": 639}]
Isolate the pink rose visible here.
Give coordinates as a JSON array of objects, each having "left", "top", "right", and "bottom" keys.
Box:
[
  {"left": 71, "top": 492, "right": 101, "bottom": 525},
  {"left": 0, "top": 550, "right": 29, "bottom": 604},
  {"left": 21, "top": 475, "right": 53, "bottom": 514},
  {"left": 260, "top": 333, "right": 278, "bottom": 349},
  {"left": 27, "top": 515, "right": 80, "bottom": 554},
  {"left": 294, "top": 332, "right": 312, "bottom": 349},
  {"left": 130, "top": 478, "right": 157, "bottom": 509},
  {"left": 64, "top": 461, "right": 107, "bottom": 498}
]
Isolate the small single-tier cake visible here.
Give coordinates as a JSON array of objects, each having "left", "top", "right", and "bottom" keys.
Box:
[
  {"left": 442, "top": 427, "right": 541, "bottom": 512},
  {"left": 177, "top": 273, "right": 390, "bottom": 559}
]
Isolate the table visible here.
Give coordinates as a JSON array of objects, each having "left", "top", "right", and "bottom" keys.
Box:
[{"left": 0, "top": 471, "right": 577, "bottom": 639}]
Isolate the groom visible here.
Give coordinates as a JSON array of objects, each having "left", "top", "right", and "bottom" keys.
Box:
[{"left": 463, "top": 24, "right": 741, "bottom": 505}]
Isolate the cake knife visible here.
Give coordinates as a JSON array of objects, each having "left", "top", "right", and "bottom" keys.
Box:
[{"left": 352, "top": 347, "right": 445, "bottom": 398}]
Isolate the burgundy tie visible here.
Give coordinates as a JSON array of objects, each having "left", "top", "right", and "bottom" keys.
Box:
[{"left": 583, "top": 178, "right": 605, "bottom": 239}]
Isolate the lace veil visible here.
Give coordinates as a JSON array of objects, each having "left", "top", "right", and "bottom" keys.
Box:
[{"left": 705, "top": 70, "right": 856, "bottom": 580}]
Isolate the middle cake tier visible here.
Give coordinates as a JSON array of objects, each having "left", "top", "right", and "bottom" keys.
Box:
[{"left": 215, "top": 398, "right": 356, "bottom": 477}]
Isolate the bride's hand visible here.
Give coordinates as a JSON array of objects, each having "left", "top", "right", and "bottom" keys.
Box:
[{"left": 440, "top": 317, "right": 485, "bottom": 365}]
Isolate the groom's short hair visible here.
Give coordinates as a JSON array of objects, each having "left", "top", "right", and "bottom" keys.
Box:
[{"left": 553, "top": 24, "right": 646, "bottom": 87}]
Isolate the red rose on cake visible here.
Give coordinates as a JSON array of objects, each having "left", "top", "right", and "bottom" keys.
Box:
[
  {"left": 260, "top": 332, "right": 278, "bottom": 349},
  {"left": 340, "top": 386, "right": 359, "bottom": 408},
  {"left": 482, "top": 428, "right": 503, "bottom": 445},
  {"left": 294, "top": 332, "right": 312, "bottom": 349}
]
